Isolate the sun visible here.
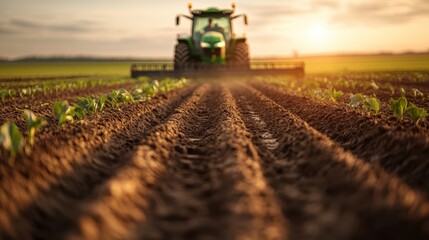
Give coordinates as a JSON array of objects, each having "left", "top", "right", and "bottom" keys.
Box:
[{"left": 309, "top": 24, "right": 328, "bottom": 41}]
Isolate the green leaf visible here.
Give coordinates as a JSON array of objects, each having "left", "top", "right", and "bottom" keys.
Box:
[
  {"left": 349, "top": 94, "right": 364, "bottom": 107},
  {"left": 22, "top": 110, "right": 46, "bottom": 145},
  {"left": 412, "top": 88, "right": 424, "bottom": 98},
  {"left": 407, "top": 104, "right": 428, "bottom": 125},
  {"left": 53, "top": 101, "right": 74, "bottom": 125},
  {"left": 389, "top": 96, "right": 408, "bottom": 119},
  {"left": 364, "top": 97, "right": 380, "bottom": 114},
  {"left": 0, "top": 121, "right": 24, "bottom": 159}
]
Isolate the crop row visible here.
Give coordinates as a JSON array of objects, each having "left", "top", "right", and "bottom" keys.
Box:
[
  {"left": 264, "top": 78, "right": 428, "bottom": 125},
  {"left": 0, "top": 77, "right": 152, "bottom": 100},
  {"left": 0, "top": 78, "right": 189, "bottom": 161}
]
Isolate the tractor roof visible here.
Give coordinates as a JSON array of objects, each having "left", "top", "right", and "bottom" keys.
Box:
[{"left": 191, "top": 7, "right": 234, "bottom": 16}]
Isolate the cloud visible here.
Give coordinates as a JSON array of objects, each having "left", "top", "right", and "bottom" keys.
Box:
[
  {"left": 5, "top": 18, "right": 100, "bottom": 34},
  {"left": 239, "top": 0, "right": 339, "bottom": 29},
  {"left": 0, "top": 26, "right": 17, "bottom": 34},
  {"left": 0, "top": 34, "right": 176, "bottom": 58},
  {"left": 330, "top": 0, "right": 429, "bottom": 25}
]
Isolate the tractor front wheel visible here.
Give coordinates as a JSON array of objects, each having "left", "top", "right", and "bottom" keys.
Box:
[
  {"left": 174, "top": 43, "right": 191, "bottom": 70},
  {"left": 232, "top": 42, "right": 250, "bottom": 69}
]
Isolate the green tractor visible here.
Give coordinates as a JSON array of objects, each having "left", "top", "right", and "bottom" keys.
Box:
[
  {"left": 174, "top": 3, "right": 250, "bottom": 69},
  {"left": 130, "top": 3, "right": 305, "bottom": 78}
]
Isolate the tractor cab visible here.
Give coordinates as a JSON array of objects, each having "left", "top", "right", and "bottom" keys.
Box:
[{"left": 192, "top": 11, "right": 232, "bottom": 53}]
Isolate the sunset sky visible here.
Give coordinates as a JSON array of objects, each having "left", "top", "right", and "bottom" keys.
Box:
[{"left": 0, "top": 0, "right": 428, "bottom": 58}]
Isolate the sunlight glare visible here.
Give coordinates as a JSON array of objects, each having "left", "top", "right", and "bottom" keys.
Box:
[{"left": 309, "top": 24, "right": 328, "bottom": 42}]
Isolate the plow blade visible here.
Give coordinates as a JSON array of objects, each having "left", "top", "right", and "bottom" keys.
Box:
[{"left": 130, "top": 61, "right": 305, "bottom": 78}]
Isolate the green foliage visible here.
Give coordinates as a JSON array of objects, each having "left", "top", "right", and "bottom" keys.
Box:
[
  {"left": 0, "top": 77, "right": 151, "bottom": 100},
  {"left": 349, "top": 94, "right": 380, "bottom": 114},
  {"left": 384, "top": 83, "right": 395, "bottom": 94},
  {"left": 313, "top": 88, "right": 343, "bottom": 102},
  {"left": 53, "top": 101, "right": 74, "bottom": 125},
  {"left": 0, "top": 121, "right": 24, "bottom": 159},
  {"left": 406, "top": 104, "right": 428, "bottom": 125},
  {"left": 23, "top": 110, "right": 46, "bottom": 145},
  {"left": 411, "top": 88, "right": 424, "bottom": 98},
  {"left": 50, "top": 78, "right": 189, "bottom": 126},
  {"left": 0, "top": 89, "right": 17, "bottom": 101},
  {"left": 389, "top": 96, "right": 408, "bottom": 120}
]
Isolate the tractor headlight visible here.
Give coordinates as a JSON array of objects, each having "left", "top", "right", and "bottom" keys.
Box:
[
  {"left": 200, "top": 42, "right": 211, "bottom": 48},
  {"left": 214, "top": 41, "right": 225, "bottom": 48}
]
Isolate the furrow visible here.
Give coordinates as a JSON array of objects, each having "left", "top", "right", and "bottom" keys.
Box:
[
  {"left": 252, "top": 82, "right": 429, "bottom": 196},
  {"left": 0, "top": 86, "right": 196, "bottom": 239},
  {"left": 66, "top": 83, "right": 287, "bottom": 240},
  {"left": 232, "top": 83, "right": 429, "bottom": 240}
]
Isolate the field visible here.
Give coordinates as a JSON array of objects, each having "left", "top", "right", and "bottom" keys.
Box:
[
  {"left": 1, "top": 69, "right": 429, "bottom": 239},
  {"left": 1, "top": 54, "right": 429, "bottom": 78}
]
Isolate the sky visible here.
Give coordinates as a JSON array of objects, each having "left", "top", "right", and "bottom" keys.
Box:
[{"left": 0, "top": 0, "right": 428, "bottom": 58}]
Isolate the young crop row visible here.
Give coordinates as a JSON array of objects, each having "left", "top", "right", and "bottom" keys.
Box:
[
  {"left": 0, "top": 77, "right": 151, "bottom": 100},
  {"left": 314, "top": 72, "right": 429, "bottom": 84},
  {"left": 264, "top": 78, "right": 428, "bottom": 125},
  {"left": 0, "top": 78, "right": 189, "bottom": 161}
]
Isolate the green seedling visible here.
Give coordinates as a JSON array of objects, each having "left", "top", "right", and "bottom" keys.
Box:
[
  {"left": 349, "top": 94, "right": 380, "bottom": 114},
  {"left": 369, "top": 81, "right": 379, "bottom": 90},
  {"left": 117, "top": 89, "right": 135, "bottom": 103},
  {"left": 53, "top": 101, "right": 74, "bottom": 125},
  {"left": 411, "top": 88, "right": 424, "bottom": 98},
  {"left": 384, "top": 83, "right": 395, "bottom": 94},
  {"left": 0, "top": 121, "right": 24, "bottom": 160},
  {"left": 389, "top": 96, "right": 408, "bottom": 120},
  {"left": 313, "top": 88, "right": 343, "bottom": 102},
  {"left": 406, "top": 104, "right": 428, "bottom": 125},
  {"left": 75, "top": 96, "right": 99, "bottom": 115},
  {"left": 98, "top": 95, "right": 107, "bottom": 112},
  {"left": 349, "top": 93, "right": 365, "bottom": 107},
  {"left": 22, "top": 110, "right": 46, "bottom": 145}
]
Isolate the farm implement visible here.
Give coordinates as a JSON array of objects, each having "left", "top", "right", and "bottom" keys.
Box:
[{"left": 131, "top": 3, "right": 305, "bottom": 78}]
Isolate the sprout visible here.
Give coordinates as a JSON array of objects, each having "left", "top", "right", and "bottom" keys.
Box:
[
  {"left": 0, "top": 121, "right": 24, "bottom": 160},
  {"left": 369, "top": 81, "right": 379, "bottom": 90},
  {"left": 411, "top": 88, "right": 424, "bottom": 98},
  {"left": 53, "top": 101, "right": 75, "bottom": 125},
  {"left": 349, "top": 94, "right": 380, "bottom": 114},
  {"left": 407, "top": 104, "right": 428, "bottom": 125},
  {"left": 389, "top": 96, "right": 408, "bottom": 120},
  {"left": 384, "top": 83, "right": 395, "bottom": 94},
  {"left": 22, "top": 110, "right": 46, "bottom": 145}
]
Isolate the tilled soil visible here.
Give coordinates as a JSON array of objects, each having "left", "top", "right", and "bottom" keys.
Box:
[
  {"left": 0, "top": 82, "right": 146, "bottom": 132},
  {"left": 1, "top": 82, "right": 429, "bottom": 240}
]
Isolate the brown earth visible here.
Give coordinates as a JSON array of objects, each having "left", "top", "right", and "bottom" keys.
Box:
[
  {"left": 1, "top": 81, "right": 429, "bottom": 240},
  {"left": 0, "top": 82, "right": 145, "bottom": 132}
]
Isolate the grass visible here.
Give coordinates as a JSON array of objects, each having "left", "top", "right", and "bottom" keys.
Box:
[
  {"left": 1, "top": 55, "right": 428, "bottom": 78},
  {"left": 298, "top": 55, "right": 429, "bottom": 73}
]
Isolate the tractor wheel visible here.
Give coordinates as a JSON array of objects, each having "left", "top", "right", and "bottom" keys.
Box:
[
  {"left": 232, "top": 42, "right": 250, "bottom": 68},
  {"left": 174, "top": 43, "right": 191, "bottom": 70}
]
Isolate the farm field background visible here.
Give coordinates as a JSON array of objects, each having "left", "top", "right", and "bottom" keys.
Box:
[{"left": 1, "top": 54, "right": 429, "bottom": 78}]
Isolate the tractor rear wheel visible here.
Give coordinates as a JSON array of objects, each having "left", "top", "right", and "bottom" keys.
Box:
[
  {"left": 232, "top": 42, "right": 250, "bottom": 69},
  {"left": 174, "top": 43, "right": 191, "bottom": 70}
]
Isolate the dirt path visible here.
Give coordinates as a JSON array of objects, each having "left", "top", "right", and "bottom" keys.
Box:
[{"left": 1, "top": 82, "right": 429, "bottom": 240}]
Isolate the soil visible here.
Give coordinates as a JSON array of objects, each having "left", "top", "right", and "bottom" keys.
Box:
[{"left": 1, "top": 81, "right": 429, "bottom": 240}]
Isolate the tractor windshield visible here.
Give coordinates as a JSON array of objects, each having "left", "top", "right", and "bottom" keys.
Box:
[{"left": 193, "top": 16, "right": 231, "bottom": 44}]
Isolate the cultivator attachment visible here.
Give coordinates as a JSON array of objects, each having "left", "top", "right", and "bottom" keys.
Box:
[{"left": 130, "top": 61, "right": 305, "bottom": 78}]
